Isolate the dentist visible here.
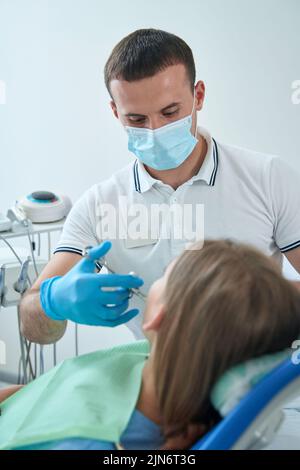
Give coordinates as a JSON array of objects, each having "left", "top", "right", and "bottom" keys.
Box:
[{"left": 20, "top": 28, "right": 300, "bottom": 343}]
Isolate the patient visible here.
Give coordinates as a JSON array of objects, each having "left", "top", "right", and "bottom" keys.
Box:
[{"left": 1, "top": 239, "right": 300, "bottom": 450}]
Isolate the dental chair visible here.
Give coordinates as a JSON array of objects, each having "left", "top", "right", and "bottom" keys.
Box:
[
  {"left": 192, "top": 353, "right": 300, "bottom": 450},
  {"left": 23, "top": 349, "right": 300, "bottom": 451}
]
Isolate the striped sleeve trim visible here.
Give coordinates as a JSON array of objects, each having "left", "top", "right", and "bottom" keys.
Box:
[
  {"left": 280, "top": 240, "right": 300, "bottom": 253},
  {"left": 53, "top": 246, "right": 102, "bottom": 271},
  {"left": 95, "top": 261, "right": 103, "bottom": 271},
  {"left": 53, "top": 246, "right": 83, "bottom": 256}
]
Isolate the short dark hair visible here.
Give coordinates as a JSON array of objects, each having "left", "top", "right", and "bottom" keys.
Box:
[{"left": 104, "top": 28, "right": 196, "bottom": 99}]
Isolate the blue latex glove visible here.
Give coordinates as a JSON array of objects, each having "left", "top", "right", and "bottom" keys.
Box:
[{"left": 39, "top": 241, "right": 144, "bottom": 327}]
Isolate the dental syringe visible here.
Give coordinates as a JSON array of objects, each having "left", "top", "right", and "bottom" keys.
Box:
[
  {"left": 82, "top": 246, "right": 147, "bottom": 302},
  {"left": 99, "top": 259, "right": 147, "bottom": 303}
]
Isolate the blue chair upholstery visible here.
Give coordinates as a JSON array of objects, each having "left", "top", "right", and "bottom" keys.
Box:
[{"left": 191, "top": 358, "right": 300, "bottom": 450}]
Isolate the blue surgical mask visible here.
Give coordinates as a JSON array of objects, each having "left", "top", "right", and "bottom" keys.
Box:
[{"left": 125, "top": 90, "right": 198, "bottom": 170}]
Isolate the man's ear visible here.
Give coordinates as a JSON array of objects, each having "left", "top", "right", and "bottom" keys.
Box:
[
  {"left": 143, "top": 305, "right": 166, "bottom": 332},
  {"left": 195, "top": 80, "right": 205, "bottom": 111},
  {"left": 110, "top": 100, "right": 119, "bottom": 119}
]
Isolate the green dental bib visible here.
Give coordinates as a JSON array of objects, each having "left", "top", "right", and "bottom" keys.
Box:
[{"left": 0, "top": 339, "right": 150, "bottom": 450}]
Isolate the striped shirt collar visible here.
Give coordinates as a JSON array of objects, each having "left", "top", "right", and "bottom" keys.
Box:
[{"left": 132, "top": 126, "right": 219, "bottom": 193}]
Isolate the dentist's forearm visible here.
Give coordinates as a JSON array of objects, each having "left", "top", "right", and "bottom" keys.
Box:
[{"left": 19, "top": 289, "right": 67, "bottom": 345}]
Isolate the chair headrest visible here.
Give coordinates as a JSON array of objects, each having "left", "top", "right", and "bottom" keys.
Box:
[{"left": 210, "top": 349, "right": 292, "bottom": 416}]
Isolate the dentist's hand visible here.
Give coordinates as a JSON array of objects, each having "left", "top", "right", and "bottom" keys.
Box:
[{"left": 39, "top": 241, "right": 144, "bottom": 327}]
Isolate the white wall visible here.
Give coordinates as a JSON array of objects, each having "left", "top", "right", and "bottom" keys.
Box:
[{"left": 0, "top": 0, "right": 299, "bottom": 379}]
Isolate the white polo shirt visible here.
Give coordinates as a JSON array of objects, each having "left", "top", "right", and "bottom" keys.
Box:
[{"left": 54, "top": 126, "right": 300, "bottom": 339}]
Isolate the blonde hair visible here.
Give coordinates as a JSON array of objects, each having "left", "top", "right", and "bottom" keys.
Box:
[{"left": 154, "top": 240, "right": 300, "bottom": 441}]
